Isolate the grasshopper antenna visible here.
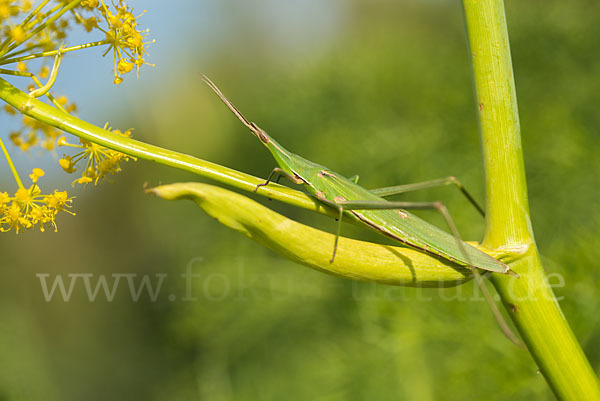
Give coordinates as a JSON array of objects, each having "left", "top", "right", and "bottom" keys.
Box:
[{"left": 201, "top": 74, "right": 265, "bottom": 138}]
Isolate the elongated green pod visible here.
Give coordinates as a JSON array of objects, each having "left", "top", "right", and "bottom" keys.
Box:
[{"left": 149, "top": 182, "right": 481, "bottom": 287}]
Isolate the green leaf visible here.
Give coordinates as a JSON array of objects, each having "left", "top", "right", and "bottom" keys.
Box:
[{"left": 149, "top": 182, "right": 473, "bottom": 288}]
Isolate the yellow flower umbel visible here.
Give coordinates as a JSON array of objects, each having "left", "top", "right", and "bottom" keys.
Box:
[
  {"left": 0, "top": 168, "right": 74, "bottom": 233},
  {"left": 94, "top": 0, "right": 154, "bottom": 84},
  {"left": 0, "top": 1, "right": 150, "bottom": 232},
  {"left": 58, "top": 125, "right": 136, "bottom": 185}
]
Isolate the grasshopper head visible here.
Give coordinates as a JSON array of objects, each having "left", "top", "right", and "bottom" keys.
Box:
[{"left": 201, "top": 75, "right": 294, "bottom": 172}]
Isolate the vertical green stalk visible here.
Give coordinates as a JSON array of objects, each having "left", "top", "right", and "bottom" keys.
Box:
[
  {"left": 0, "top": 136, "right": 24, "bottom": 188},
  {"left": 462, "top": 0, "right": 600, "bottom": 399}
]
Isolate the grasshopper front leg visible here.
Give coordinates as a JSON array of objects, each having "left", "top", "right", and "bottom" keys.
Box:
[{"left": 254, "top": 167, "right": 304, "bottom": 193}]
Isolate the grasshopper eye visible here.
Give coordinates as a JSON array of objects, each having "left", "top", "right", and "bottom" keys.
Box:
[
  {"left": 249, "top": 122, "right": 269, "bottom": 143},
  {"left": 258, "top": 129, "right": 269, "bottom": 144}
]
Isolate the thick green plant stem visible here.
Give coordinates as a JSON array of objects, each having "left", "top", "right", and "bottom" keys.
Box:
[{"left": 462, "top": 0, "right": 600, "bottom": 399}]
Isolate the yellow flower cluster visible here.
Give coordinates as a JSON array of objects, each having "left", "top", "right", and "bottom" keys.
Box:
[
  {"left": 0, "top": 0, "right": 28, "bottom": 23},
  {"left": 0, "top": 168, "right": 74, "bottom": 233},
  {"left": 0, "top": 1, "right": 149, "bottom": 234},
  {"left": 78, "top": 0, "right": 153, "bottom": 84},
  {"left": 1, "top": 0, "right": 69, "bottom": 58},
  {"left": 1, "top": 0, "right": 153, "bottom": 87},
  {"left": 58, "top": 125, "right": 136, "bottom": 185}
]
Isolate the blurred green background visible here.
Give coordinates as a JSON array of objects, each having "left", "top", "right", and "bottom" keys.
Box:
[{"left": 1, "top": 1, "right": 599, "bottom": 400}]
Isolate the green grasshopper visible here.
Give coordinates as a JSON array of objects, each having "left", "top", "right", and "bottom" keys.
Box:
[{"left": 201, "top": 76, "right": 522, "bottom": 345}]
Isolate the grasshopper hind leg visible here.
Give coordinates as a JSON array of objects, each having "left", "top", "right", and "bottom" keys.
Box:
[
  {"left": 330, "top": 205, "right": 344, "bottom": 263},
  {"left": 370, "top": 176, "right": 485, "bottom": 217},
  {"left": 339, "top": 198, "right": 524, "bottom": 347},
  {"left": 313, "top": 192, "right": 344, "bottom": 264}
]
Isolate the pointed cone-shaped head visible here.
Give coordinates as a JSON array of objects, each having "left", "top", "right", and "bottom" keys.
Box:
[{"left": 201, "top": 75, "right": 297, "bottom": 177}]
